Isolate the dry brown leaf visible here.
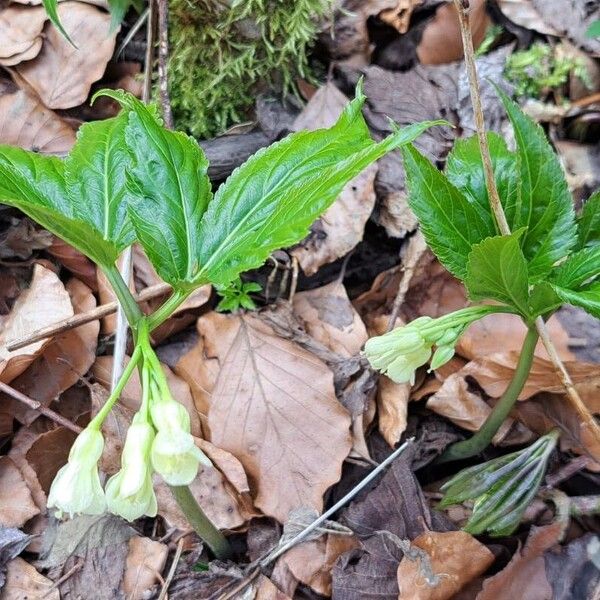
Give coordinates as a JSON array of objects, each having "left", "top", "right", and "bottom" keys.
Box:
[
  {"left": 290, "top": 83, "right": 377, "bottom": 274},
  {"left": 456, "top": 313, "right": 574, "bottom": 362},
  {"left": 293, "top": 281, "right": 368, "bottom": 357},
  {"left": 201, "top": 312, "right": 352, "bottom": 522},
  {"left": 274, "top": 534, "right": 359, "bottom": 597},
  {"left": 496, "top": 0, "right": 560, "bottom": 35},
  {"left": 0, "top": 457, "right": 39, "bottom": 527},
  {"left": 476, "top": 522, "right": 562, "bottom": 600},
  {"left": 427, "top": 374, "right": 515, "bottom": 444},
  {"left": 0, "top": 557, "right": 58, "bottom": 600},
  {"left": 417, "top": 0, "right": 490, "bottom": 65},
  {"left": 14, "top": 2, "right": 116, "bottom": 109},
  {"left": 378, "top": 375, "right": 411, "bottom": 447},
  {"left": 380, "top": 0, "right": 423, "bottom": 34},
  {"left": 47, "top": 237, "right": 97, "bottom": 289},
  {"left": 396, "top": 531, "right": 494, "bottom": 600},
  {"left": 255, "top": 575, "right": 293, "bottom": 600},
  {"left": 0, "top": 264, "right": 73, "bottom": 383},
  {"left": 6, "top": 278, "right": 98, "bottom": 426},
  {"left": 0, "top": 6, "right": 45, "bottom": 60},
  {"left": 122, "top": 536, "right": 168, "bottom": 600},
  {"left": 0, "top": 39, "right": 42, "bottom": 67}
]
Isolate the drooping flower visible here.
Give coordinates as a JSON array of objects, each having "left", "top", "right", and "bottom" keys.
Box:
[
  {"left": 105, "top": 415, "right": 157, "bottom": 521},
  {"left": 47, "top": 426, "right": 106, "bottom": 518},
  {"left": 149, "top": 399, "right": 211, "bottom": 486}
]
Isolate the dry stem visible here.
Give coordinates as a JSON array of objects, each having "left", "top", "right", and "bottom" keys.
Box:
[{"left": 453, "top": 0, "right": 600, "bottom": 451}]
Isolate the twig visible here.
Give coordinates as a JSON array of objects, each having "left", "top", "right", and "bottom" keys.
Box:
[
  {"left": 156, "top": 0, "right": 173, "bottom": 128},
  {"left": 157, "top": 538, "right": 184, "bottom": 600},
  {"left": 0, "top": 382, "right": 82, "bottom": 434},
  {"left": 43, "top": 560, "right": 83, "bottom": 597},
  {"left": 453, "top": 0, "right": 600, "bottom": 453},
  {"left": 6, "top": 283, "right": 171, "bottom": 352},
  {"left": 546, "top": 455, "right": 589, "bottom": 487},
  {"left": 218, "top": 568, "right": 260, "bottom": 600}
]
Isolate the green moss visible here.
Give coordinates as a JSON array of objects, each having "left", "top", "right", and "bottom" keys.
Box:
[
  {"left": 505, "top": 42, "right": 591, "bottom": 98},
  {"left": 169, "top": 0, "right": 330, "bottom": 138}
]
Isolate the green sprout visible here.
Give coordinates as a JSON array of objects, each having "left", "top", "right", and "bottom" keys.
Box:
[{"left": 216, "top": 278, "right": 262, "bottom": 313}]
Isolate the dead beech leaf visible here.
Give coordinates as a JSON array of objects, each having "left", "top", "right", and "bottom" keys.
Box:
[
  {"left": 0, "top": 557, "right": 59, "bottom": 600},
  {"left": 417, "top": 0, "right": 489, "bottom": 65},
  {"left": 396, "top": 531, "right": 494, "bottom": 600},
  {"left": 122, "top": 536, "right": 168, "bottom": 600},
  {"left": 380, "top": 0, "right": 423, "bottom": 34},
  {"left": 0, "top": 38, "right": 42, "bottom": 67},
  {"left": 291, "top": 83, "right": 377, "bottom": 274},
  {"left": 14, "top": 2, "right": 116, "bottom": 109},
  {"left": 293, "top": 281, "right": 368, "bottom": 357},
  {"left": 6, "top": 278, "right": 98, "bottom": 426},
  {"left": 0, "top": 6, "right": 46, "bottom": 60},
  {"left": 255, "top": 575, "right": 292, "bottom": 600},
  {"left": 0, "top": 457, "right": 39, "bottom": 528},
  {"left": 203, "top": 312, "right": 352, "bottom": 522},
  {"left": 0, "top": 264, "right": 73, "bottom": 383},
  {"left": 496, "top": 0, "right": 560, "bottom": 36},
  {"left": 378, "top": 375, "right": 411, "bottom": 447},
  {"left": 47, "top": 237, "right": 97, "bottom": 289}
]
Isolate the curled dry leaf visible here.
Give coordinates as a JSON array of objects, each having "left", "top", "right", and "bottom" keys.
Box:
[
  {"left": 290, "top": 83, "right": 377, "bottom": 275},
  {"left": 0, "top": 264, "right": 73, "bottom": 384},
  {"left": 5, "top": 278, "right": 98, "bottom": 426},
  {"left": 378, "top": 375, "right": 411, "bottom": 448},
  {"left": 122, "top": 536, "right": 168, "bottom": 600},
  {"left": 380, "top": 0, "right": 424, "bottom": 34},
  {"left": 1, "top": 557, "right": 59, "bottom": 600},
  {"left": 47, "top": 237, "right": 97, "bottom": 289},
  {"left": 199, "top": 311, "right": 352, "bottom": 522},
  {"left": 496, "top": 0, "right": 560, "bottom": 35},
  {"left": 0, "top": 457, "right": 39, "bottom": 528},
  {"left": 254, "top": 575, "right": 293, "bottom": 600},
  {"left": 396, "top": 531, "right": 494, "bottom": 600},
  {"left": 293, "top": 281, "right": 368, "bottom": 358},
  {"left": 14, "top": 2, "right": 117, "bottom": 109},
  {"left": 0, "top": 5, "right": 45, "bottom": 62}
]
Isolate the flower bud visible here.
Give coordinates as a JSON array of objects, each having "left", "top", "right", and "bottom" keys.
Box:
[
  {"left": 105, "top": 417, "right": 157, "bottom": 521},
  {"left": 385, "top": 345, "right": 432, "bottom": 384},
  {"left": 47, "top": 427, "right": 106, "bottom": 518},
  {"left": 150, "top": 400, "right": 211, "bottom": 486},
  {"left": 429, "top": 344, "right": 456, "bottom": 371}
]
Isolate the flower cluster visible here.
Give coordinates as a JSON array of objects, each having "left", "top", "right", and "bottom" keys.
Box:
[
  {"left": 364, "top": 306, "right": 497, "bottom": 384},
  {"left": 47, "top": 338, "right": 211, "bottom": 521}
]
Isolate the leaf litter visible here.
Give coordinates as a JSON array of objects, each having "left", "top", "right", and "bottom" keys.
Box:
[{"left": 0, "top": 0, "right": 600, "bottom": 598}]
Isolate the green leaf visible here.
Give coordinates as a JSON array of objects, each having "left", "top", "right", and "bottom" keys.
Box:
[
  {"left": 586, "top": 20, "right": 600, "bottom": 38},
  {"left": 465, "top": 231, "right": 530, "bottom": 316},
  {"left": 552, "top": 281, "right": 600, "bottom": 319},
  {"left": 42, "top": 0, "right": 75, "bottom": 46},
  {"left": 107, "top": 0, "right": 134, "bottom": 30},
  {"left": 96, "top": 90, "right": 213, "bottom": 287},
  {"left": 498, "top": 88, "right": 577, "bottom": 280},
  {"left": 553, "top": 246, "right": 600, "bottom": 290},
  {"left": 445, "top": 132, "right": 519, "bottom": 229},
  {"left": 577, "top": 190, "right": 600, "bottom": 249},
  {"left": 401, "top": 144, "right": 496, "bottom": 280},
  {"left": 64, "top": 114, "right": 135, "bottom": 253},
  {"left": 195, "top": 91, "right": 444, "bottom": 287},
  {"left": 529, "top": 282, "right": 561, "bottom": 318},
  {"left": 0, "top": 147, "right": 118, "bottom": 266}
]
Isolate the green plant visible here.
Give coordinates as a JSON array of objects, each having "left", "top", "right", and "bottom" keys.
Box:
[
  {"left": 216, "top": 277, "right": 262, "bottom": 312},
  {"left": 365, "top": 87, "right": 600, "bottom": 535},
  {"left": 586, "top": 20, "right": 600, "bottom": 38},
  {"left": 169, "top": 0, "right": 330, "bottom": 137},
  {"left": 0, "top": 83, "right": 441, "bottom": 556},
  {"left": 505, "top": 42, "right": 591, "bottom": 98}
]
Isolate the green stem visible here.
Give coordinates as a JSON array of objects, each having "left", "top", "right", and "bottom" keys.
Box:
[
  {"left": 146, "top": 288, "right": 193, "bottom": 332},
  {"left": 438, "top": 326, "right": 539, "bottom": 464},
  {"left": 89, "top": 343, "right": 143, "bottom": 429},
  {"left": 169, "top": 485, "right": 232, "bottom": 559},
  {"left": 104, "top": 264, "right": 145, "bottom": 334}
]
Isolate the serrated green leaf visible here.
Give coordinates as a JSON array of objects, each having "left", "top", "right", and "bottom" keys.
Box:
[
  {"left": 529, "top": 282, "right": 562, "bottom": 317},
  {"left": 445, "top": 132, "right": 519, "bottom": 229},
  {"left": 64, "top": 115, "right": 135, "bottom": 253},
  {"left": 464, "top": 231, "right": 530, "bottom": 316},
  {"left": 552, "top": 281, "right": 600, "bottom": 319},
  {"left": 42, "top": 0, "right": 75, "bottom": 46},
  {"left": 553, "top": 246, "right": 600, "bottom": 290},
  {"left": 194, "top": 96, "right": 444, "bottom": 286},
  {"left": 577, "top": 190, "right": 600, "bottom": 249},
  {"left": 498, "top": 88, "right": 577, "bottom": 280},
  {"left": 402, "top": 144, "right": 496, "bottom": 280},
  {"left": 0, "top": 147, "right": 118, "bottom": 266},
  {"left": 97, "top": 90, "right": 213, "bottom": 287}
]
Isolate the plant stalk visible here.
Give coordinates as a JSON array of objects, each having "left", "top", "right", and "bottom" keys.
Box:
[
  {"left": 104, "top": 264, "right": 144, "bottom": 334},
  {"left": 169, "top": 485, "right": 232, "bottom": 559},
  {"left": 146, "top": 287, "right": 192, "bottom": 331},
  {"left": 438, "top": 326, "right": 539, "bottom": 463}
]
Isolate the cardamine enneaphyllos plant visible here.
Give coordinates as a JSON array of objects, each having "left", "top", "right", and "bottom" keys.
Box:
[
  {"left": 365, "top": 87, "right": 600, "bottom": 536},
  {"left": 0, "top": 83, "right": 442, "bottom": 557}
]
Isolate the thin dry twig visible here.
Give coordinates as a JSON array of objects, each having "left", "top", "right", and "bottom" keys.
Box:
[
  {"left": 7, "top": 283, "right": 171, "bottom": 352},
  {"left": 156, "top": 0, "right": 173, "bottom": 128},
  {"left": 158, "top": 537, "right": 184, "bottom": 600},
  {"left": 43, "top": 560, "right": 83, "bottom": 597},
  {"left": 0, "top": 382, "right": 82, "bottom": 434},
  {"left": 453, "top": 0, "right": 600, "bottom": 450}
]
